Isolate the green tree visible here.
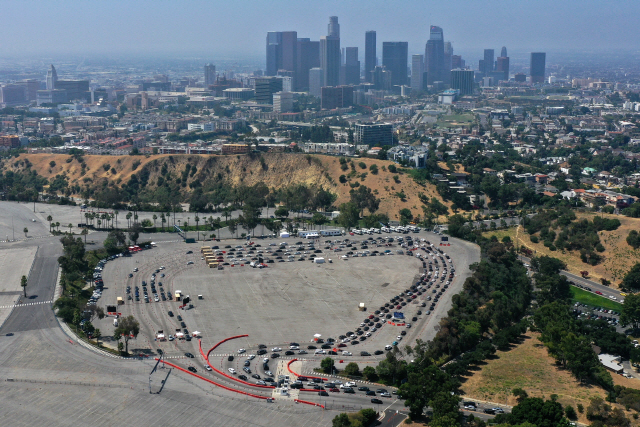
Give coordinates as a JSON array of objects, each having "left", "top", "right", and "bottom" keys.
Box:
[
  {"left": 94, "top": 328, "right": 102, "bottom": 346},
  {"left": 332, "top": 413, "right": 351, "bottom": 427},
  {"left": 362, "top": 366, "right": 378, "bottom": 381},
  {"left": 128, "top": 222, "right": 143, "bottom": 245},
  {"left": 113, "top": 315, "right": 140, "bottom": 354},
  {"left": 628, "top": 230, "right": 640, "bottom": 249},
  {"left": 509, "top": 397, "right": 566, "bottom": 427},
  {"left": 399, "top": 363, "right": 459, "bottom": 420},
  {"left": 336, "top": 202, "right": 360, "bottom": 231},
  {"left": 399, "top": 208, "right": 413, "bottom": 225},
  {"left": 47, "top": 215, "right": 53, "bottom": 232},
  {"left": 622, "top": 263, "right": 640, "bottom": 292},
  {"left": 23, "top": 227, "right": 28, "bottom": 237},
  {"left": 620, "top": 293, "right": 640, "bottom": 330},
  {"left": 152, "top": 214, "right": 157, "bottom": 228},
  {"left": 343, "top": 362, "right": 360, "bottom": 376},
  {"left": 20, "top": 275, "right": 27, "bottom": 297},
  {"left": 320, "top": 357, "right": 335, "bottom": 374},
  {"left": 349, "top": 185, "right": 380, "bottom": 216},
  {"left": 274, "top": 206, "right": 289, "bottom": 219}
]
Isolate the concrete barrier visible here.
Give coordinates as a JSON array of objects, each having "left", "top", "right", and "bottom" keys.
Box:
[
  {"left": 199, "top": 337, "right": 275, "bottom": 390},
  {"left": 286, "top": 359, "right": 328, "bottom": 381}
]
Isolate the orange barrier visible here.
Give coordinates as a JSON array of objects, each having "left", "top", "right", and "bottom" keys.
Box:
[
  {"left": 155, "top": 358, "right": 268, "bottom": 400},
  {"left": 295, "top": 399, "right": 325, "bottom": 408},
  {"left": 199, "top": 337, "right": 275, "bottom": 390},
  {"left": 286, "top": 359, "right": 328, "bottom": 381}
]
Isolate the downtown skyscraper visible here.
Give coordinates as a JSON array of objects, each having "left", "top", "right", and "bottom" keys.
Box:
[
  {"left": 425, "top": 26, "right": 445, "bottom": 85},
  {"left": 530, "top": 52, "right": 546, "bottom": 83},
  {"left": 365, "top": 31, "right": 376, "bottom": 83},
  {"left": 382, "top": 41, "right": 408, "bottom": 87},
  {"left": 320, "top": 16, "right": 340, "bottom": 87}
]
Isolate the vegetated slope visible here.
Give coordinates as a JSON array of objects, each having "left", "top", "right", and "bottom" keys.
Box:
[
  {"left": 6, "top": 153, "right": 445, "bottom": 218},
  {"left": 462, "top": 331, "right": 639, "bottom": 426},
  {"left": 485, "top": 212, "right": 640, "bottom": 286}
]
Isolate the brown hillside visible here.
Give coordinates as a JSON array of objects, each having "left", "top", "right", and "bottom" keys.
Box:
[
  {"left": 486, "top": 212, "right": 640, "bottom": 286},
  {"left": 6, "top": 153, "right": 447, "bottom": 219}
]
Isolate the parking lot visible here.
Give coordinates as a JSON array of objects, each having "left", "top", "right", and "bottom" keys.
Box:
[{"left": 89, "top": 229, "right": 477, "bottom": 367}]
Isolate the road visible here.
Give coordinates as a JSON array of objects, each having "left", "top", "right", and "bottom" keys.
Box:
[{"left": 518, "top": 255, "right": 626, "bottom": 302}]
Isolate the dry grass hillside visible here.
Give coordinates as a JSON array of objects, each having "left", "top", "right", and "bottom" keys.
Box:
[
  {"left": 484, "top": 212, "right": 640, "bottom": 286},
  {"left": 463, "top": 332, "right": 640, "bottom": 426},
  {"left": 5, "top": 153, "right": 447, "bottom": 219}
]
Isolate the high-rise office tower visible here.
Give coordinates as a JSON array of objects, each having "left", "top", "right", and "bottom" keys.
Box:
[
  {"left": 530, "top": 52, "right": 546, "bottom": 83},
  {"left": 411, "top": 54, "right": 425, "bottom": 91},
  {"left": 365, "top": 31, "right": 376, "bottom": 82},
  {"left": 280, "top": 31, "right": 297, "bottom": 88},
  {"left": 483, "top": 49, "right": 494, "bottom": 74},
  {"left": 254, "top": 77, "right": 283, "bottom": 104},
  {"left": 451, "top": 55, "right": 463, "bottom": 69},
  {"left": 296, "top": 38, "right": 320, "bottom": 91},
  {"left": 501, "top": 46, "right": 507, "bottom": 58},
  {"left": 382, "top": 42, "right": 408, "bottom": 87},
  {"left": 341, "top": 47, "right": 360, "bottom": 85},
  {"left": 451, "top": 69, "right": 474, "bottom": 95},
  {"left": 425, "top": 26, "right": 444, "bottom": 85},
  {"left": 371, "top": 66, "right": 392, "bottom": 91},
  {"left": 309, "top": 68, "right": 324, "bottom": 97},
  {"left": 320, "top": 16, "right": 341, "bottom": 87},
  {"left": 496, "top": 56, "right": 510, "bottom": 81},
  {"left": 204, "top": 64, "right": 216, "bottom": 86},
  {"left": 266, "top": 32, "right": 282, "bottom": 76},
  {"left": 320, "top": 36, "right": 340, "bottom": 87},
  {"left": 328, "top": 16, "right": 340, "bottom": 38},
  {"left": 443, "top": 42, "right": 453, "bottom": 84},
  {"left": 46, "top": 64, "right": 58, "bottom": 90}
]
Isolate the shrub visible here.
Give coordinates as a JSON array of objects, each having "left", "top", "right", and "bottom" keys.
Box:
[
  {"left": 358, "top": 161, "right": 367, "bottom": 169},
  {"left": 369, "top": 164, "right": 379, "bottom": 174},
  {"left": 388, "top": 164, "right": 397, "bottom": 173},
  {"left": 530, "top": 235, "right": 539, "bottom": 243},
  {"left": 565, "top": 405, "right": 577, "bottom": 420},
  {"left": 339, "top": 175, "right": 347, "bottom": 184}
]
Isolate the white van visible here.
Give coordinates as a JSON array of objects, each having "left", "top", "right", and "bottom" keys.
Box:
[{"left": 113, "top": 319, "right": 118, "bottom": 327}]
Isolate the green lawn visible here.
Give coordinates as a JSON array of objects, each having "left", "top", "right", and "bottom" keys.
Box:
[{"left": 571, "top": 286, "right": 623, "bottom": 311}]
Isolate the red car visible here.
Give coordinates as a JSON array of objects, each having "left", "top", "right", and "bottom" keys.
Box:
[
  {"left": 329, "top": 388, "right": 340, "bottom": 392},
  {"left": 369, "top": 315, "right": 374, "bottom": 319},
  {"left": 595, "top": 291, "right": 603, "bottom": 295},
  {"left": 338, "top": 343, "right": 347, "bottom": 348},
  {"left": 349, "top": 232, "right": 355, "bottom": 236}
]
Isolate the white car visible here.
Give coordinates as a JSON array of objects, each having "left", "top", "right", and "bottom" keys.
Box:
[
  {"left": 289, "top": 345, "right": 299, "bottom": 350},
  {"left": 298, "top": 350, "right": 308, "bottom": 354},
  {"left": 266, "top": 371, "right": 273, "bottom": 376},
  {"left": 256, "top": 380, "right": 266, "bottom": 385},
  {"left": 247, "top": 354, "right": 255, "bottom": 360},
  {"left": 237, "top": 348, "right": 246, "bottom": 354},
  {"left": 380, "top": 392, "right": 391, "bottom": 397},
  {"left": 314, "top": 349, "right": 326, "bottom": 354},
  {"left": 345, "top": 381, "right": 356, "bottom": 387},
  {"left": 396, "top": 336, "right": 403, "bottom": 341},
  {"left": 342, "top": 351, "right": 352, "bottom": 356},
  {"left": 271, "top": 347, "right": 282, "bottom": 352},
  {"left": 228, "top": 368, "right": 236, "bottom": 374},
  {"left": 205, "top": 365, "right": 212, "bottom": 371}
]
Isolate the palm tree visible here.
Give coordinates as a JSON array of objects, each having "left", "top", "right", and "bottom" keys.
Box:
[
  {"left": 20, "top": 275, "right": 27, "bottom": 297},
  {"left": 97, "top": 219, "right": 101, "bottom": 228},
  {"left": 114, "top": 210, "right": 119, "bottom": 229},
  {"left": 68, "top": 223, "right": 73, "bottom": 234},
  {"left": 126, "top": 212, "right": 132, "bottom": 228},
  {"left": 55, "top": 222, "right": 60, "bottom": 232},
  {"left": 47, "top": 215, "right": 53, "bottom": 232},
  {"left": 152, "top": 214, "right": 157, "bottom": 228},
  {"left": 23, "top": 227, "right": 28, "bottom": 237},
  {"left": 81, "top": 228, "right": 88, "bottom": 244},
  {"left": 161, "top": 213, "right": 166, "bottom": 231},
  {"left": 195, "top": 215, "right": 200, "bottom": 240}
]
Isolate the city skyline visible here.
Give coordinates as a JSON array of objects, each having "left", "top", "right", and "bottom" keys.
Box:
[{"left": 1, "top": 0, "right": 639, "bottom": 59}]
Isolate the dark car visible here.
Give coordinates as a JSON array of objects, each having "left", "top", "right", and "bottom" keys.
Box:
[
  {"left": 360, "top": 351, "right": 371, "bottom": 356},
  {"left": 318, "top": 390, "right": 329, "bottom": 396},
  {"left": 483, "top": 409, "right": 495, "bottom": 415},
  {"left": 371, "top": 398, "right": 383, "bottom": 404},
  {"left": 238, "top": 374, "right": 248, "bottom": 381},
  {"left": 307, "top": 345, "right": 317, "bottom": 349},
  {"left": 343, "top": 388, "right": 355, "bottom": 394},
  {"left": 177, "top": 315, "right": 182, "bottom": 321},
  {"left": 374, "top": 350, "right": 384, "bottom": 355},
  {"left": 244, "top": 360, "right": 251, "bottom": 367},
  {"left": 228, "top": 355, "right": 234, "bottom": 361},
  {"left": 366, "top": 391, "right": 376, "bottom": 396},
  {"left": 321, "top": 344, "right": 331, "bottom": 349},
  {"left": 257, "top": 349, "right": 267, "bottom": 355},
  {"left": 358, "top": 386, "right": 370, "bottom": 391},
  {"left": 188, "top": 366, "right": 197, "bottom": 373},
  {"left": 185, "top": 352, "right": 195, "bottom": 358},
  {"left": 271, "top": 353, "right": 280, "bottom": 359},
  {"left": 252, "top": 374, "right": 261, "bottom": 379},
  {"left": 285, "top": 350, "right": 295, "bottom": 355}
]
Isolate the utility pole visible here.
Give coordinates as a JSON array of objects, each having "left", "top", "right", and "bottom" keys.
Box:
[{"left": 12, "top": 217, "right": 14, "bottom": 241}]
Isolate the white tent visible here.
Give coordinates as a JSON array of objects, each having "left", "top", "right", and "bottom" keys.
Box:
[{"left": 279, "top": 232, "right": 290, "bottom": 238}]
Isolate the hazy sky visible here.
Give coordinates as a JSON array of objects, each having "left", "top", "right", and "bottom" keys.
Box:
[{"left": 2, "top": 0, "right": 639, "bottom": 60}]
